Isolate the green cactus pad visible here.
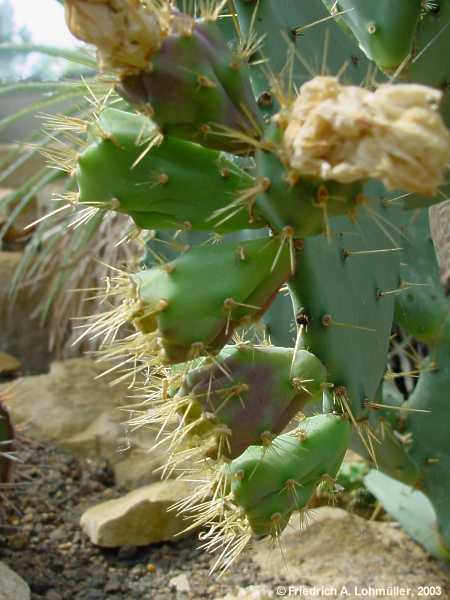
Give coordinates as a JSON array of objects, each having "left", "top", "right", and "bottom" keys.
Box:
[
  {"left": 117, "top": 19, "right": 263, "bottom": 151},
  {"left": 405, "top": 338, "right": 450, "bottom": 551},
  {"left": 409, "top": 0, "right": 450, "bottom": 128},
  {"left": 365, "top": 470, "right": 450, "bottom": 561},
  {"left": 288, "top": 199, "right": 401, "bottom": 418},
  {"left": 76, "top": 108, "right": 263, "bottom": 233},
  {"left": 323, "top": 0, "right": 422, "bottom": 70},
  {"left": 229, "top": 413, "right": 351, "bottom": 536},
  {"left": 361, "top": 383, "right": 420, "bottom": 485},
  {"left": 129, "top": 236, "right": 292, "bottom": 363},
  {"left": 235, "top": 0, "right": 368, "bottom": 105},
  {"left": 394, "top": 209, "right": 449, "bottom": 343},
  {"left": 174, "top": 344, "right": 327, "bottom": 458},
  {"left": 390, "top": 209, "right": 450, "bottom": 552}
]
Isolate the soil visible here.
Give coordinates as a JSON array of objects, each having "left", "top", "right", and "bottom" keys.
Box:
[{"left": 0, "top": 442, "right": 274, "bottom": 600}]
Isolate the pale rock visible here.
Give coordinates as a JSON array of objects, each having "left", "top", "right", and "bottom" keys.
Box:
[
  {"left": 113, "top": 447, "right": 162, "bottom": 490},
  {"left": 169, "top": 573, "right": 191, "bottom": 593},
  {"left": 217, "top": 585, "right": 273, "bottom": 600},
  {"left": 0, "top": 562, "right": 30, "bottom": 600},
  {"left": 80, "top": 480, "right": 193, "bottom": 547},
  {"left": 0, "top": 358, "right": 165, "bottom": 487},
  {"left": 251, "top": 507, "right": 448, "bottom": 598}
]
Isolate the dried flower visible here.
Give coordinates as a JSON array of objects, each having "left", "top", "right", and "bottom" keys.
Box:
[
  {"left": 64, "top": 0, "right": 174, "bottom": 74},
  {"left": 283, "top": 77, "right": 450, "bottom": 196}
]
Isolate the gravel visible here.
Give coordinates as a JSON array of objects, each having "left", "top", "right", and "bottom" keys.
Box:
[{"left": 0, "top": 443, "right": 273, "bottom": 599}]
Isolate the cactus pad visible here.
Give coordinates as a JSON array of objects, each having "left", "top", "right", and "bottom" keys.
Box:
[
  {"left": 229, "top": 413, "right": 351, "bottom": 536},
  {"left": 76, "top": 108, "right": 263, "bottom": 233},
  {"left": 86, "top": 236, "right": 292, "bottom": 366},
  {"left": 169, "top": 344, "right": 327, "bottom": 460}
]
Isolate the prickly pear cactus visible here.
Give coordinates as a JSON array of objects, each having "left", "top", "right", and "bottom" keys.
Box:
[{"left": 56, "top": 0, "right": 450, "bottom": 569}]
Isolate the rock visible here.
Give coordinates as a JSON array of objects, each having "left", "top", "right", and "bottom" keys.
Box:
[
  {"left": 1, "top": 358, "right": 164, "bottom": 484},
  {"left": 0, "top": 351, "right": 21, "bottom": 374},
  {"left": 113, "top": 447, "right": 163, "bottom": 490},
  {"left": 251, "top": 507, "right": 449, "bottom": 598},
  {"left": 80, "top": 480, "right": 194, "bottom": 547},
  {"left": 169, "top": 574, "right": 191, "bottom": 593},
  {"left": 0, "top": 561, "right": 30, "bottom": 600},
  {"left": 0, "top": 251, "right": 52, "bottom": 374},
  {"left": 217, "top": 586, "right": 273, "bottom": 600}
]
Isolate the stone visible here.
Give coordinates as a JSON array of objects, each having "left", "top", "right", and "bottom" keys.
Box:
[
  {"left": 169, "top": 574, "right": 191, "bottom": 593},
  {"left": 0, "top": 351, "right": 21, "bottom": 374},
  {"left": 250, "top": 507, "right": 449, "bottom": 599},
  {"left": 113, "top": 448, "right": 163, "bottom": 490},
  {"left": 1, "top": 358, "right": 164, "bottom": 484},
  {"left": 217, "top": 586, "right": 273, "bottom": 600},
  {"left": 0, "top": 561, "right": 30, "bottom": 600},
  {"left": 80, "top": 480, "right": 194, "bottom": 547}
]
